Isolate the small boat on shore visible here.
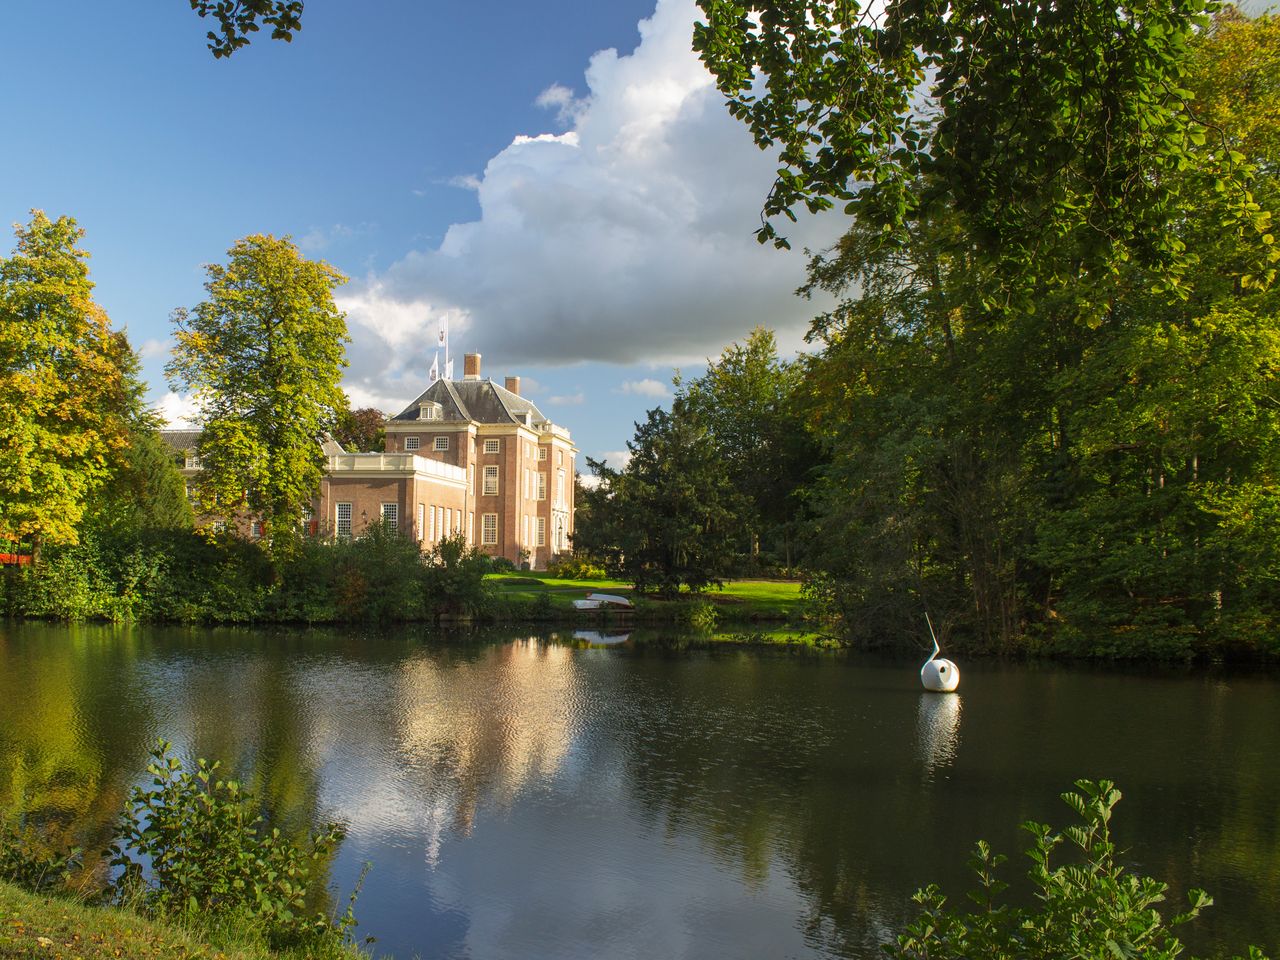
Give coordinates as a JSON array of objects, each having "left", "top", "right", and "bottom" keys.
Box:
[{"left": 572, "top": 593, "right": 634, "bottom": 611}]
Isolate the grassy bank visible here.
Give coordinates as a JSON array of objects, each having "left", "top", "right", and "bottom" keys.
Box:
[
  {"left": 485, "top": 575, "right": 811, "bottom": 625},
  {"left": 0, "top": 881, "right": 356, "bottom": 960}
]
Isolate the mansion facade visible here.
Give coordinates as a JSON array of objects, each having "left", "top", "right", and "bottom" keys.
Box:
[{"left": 166, "top": 354, "right": 576, "bottom": 569}]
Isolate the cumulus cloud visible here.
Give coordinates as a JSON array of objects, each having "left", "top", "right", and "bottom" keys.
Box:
[
  {"left": 617, "top": 378, "right": 669, "bottom": 398},
  {"left": 591, "top": 450, "right": 633, "bottom": 471},
  {"left": 338, "top": 0, "right": 841, "bottom": 408},
  {"left": 137, "top": 337, "right": 170, "bottom": 360},
  {"left": 155, "top": 391, "right": 202, "bottom": 427}
]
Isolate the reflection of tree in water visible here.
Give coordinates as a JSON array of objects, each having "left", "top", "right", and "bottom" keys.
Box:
[{"left": 0, "top": 624, "right": 157, "bottom": 877}]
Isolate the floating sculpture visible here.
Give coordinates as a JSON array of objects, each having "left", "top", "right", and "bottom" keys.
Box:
[{"left": 920, "top": 613, "right": 960, "bottom": 692}]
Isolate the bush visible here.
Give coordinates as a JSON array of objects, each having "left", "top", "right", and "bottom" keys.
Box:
[
  {"left": 0, "top": 824, "right": 80, "bottom": 893},
  {"left": 889, "top": 779, "right": 1270, "bottom": 960},
  {"left": 109, "top": 741, "right": 360, "bottom": 952},
  {"left": 424, "top": 533, "right": 491, "bottom": 617},
  {"left": 546, "top": 555, "right": 606, "bottom": 580}
]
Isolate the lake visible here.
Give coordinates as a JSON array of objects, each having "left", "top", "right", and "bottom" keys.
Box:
[{"left": 1, "top": 622, "right": 1276, "bottom": 959}]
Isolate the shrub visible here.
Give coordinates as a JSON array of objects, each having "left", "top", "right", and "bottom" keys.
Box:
[
  {"left": 889, "top": 779, "right": 1270, "bottom": 960},
  {"left": 109, "top": 741, "right": 359, "bottom": 951},
  {"left": 546, "top": 555, "right": 606, "bottom": 580},
  {"left": 424, "top": 533, "right": 491, "bottom": 616},
  {"left": 0, "top": 824, "right": 80, "bottom": 893}
]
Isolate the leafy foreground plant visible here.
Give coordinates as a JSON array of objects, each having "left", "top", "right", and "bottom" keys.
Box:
[
  {"left": 0, "top": 824, "right": 81, "bottom": 894},
  {"left": 889, "top": 780, "right": 1269, "bottom": 960},
  {"left": 109, "top": 740, "right": 366, "bottom": 953}
]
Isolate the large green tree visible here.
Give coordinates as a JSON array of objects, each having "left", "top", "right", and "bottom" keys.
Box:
[
  {"left": 693, "top": 0, "right": 1272, "bottom": 299},
  {"left": 676, "top": 327, "right": 818, "bottom": 567},
  {"left": 0, "top": 212, "right": 132, "bottom": 550},
  {"left": 167, "top": 234, "right": 348, "bottom": 541},
  {"left": 577, "top": 404, "right": 745, "bottom": 598},
  {"left": 796, "top": 11, "right": 1280, "bottom": 656}
]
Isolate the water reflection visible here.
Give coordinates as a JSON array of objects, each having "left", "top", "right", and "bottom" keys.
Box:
[
  {"left": 915, "top": 694, "right": 962, "bottom": 776},
  {"left": 1, "top": 624, "right": 1278, "bottom": 960}
]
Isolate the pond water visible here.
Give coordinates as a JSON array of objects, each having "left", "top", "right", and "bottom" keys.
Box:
[{"left": 1, "top": 622, "right": 1277, "bottom": 959}]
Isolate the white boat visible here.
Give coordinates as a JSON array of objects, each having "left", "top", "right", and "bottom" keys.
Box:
[{"left": 573, "top": 592, "right": 634, "bottom": 611}]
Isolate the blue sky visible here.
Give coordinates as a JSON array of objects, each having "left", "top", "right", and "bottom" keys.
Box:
[{"left": 1, "top": 0, "right": 842, "bottom": 464}]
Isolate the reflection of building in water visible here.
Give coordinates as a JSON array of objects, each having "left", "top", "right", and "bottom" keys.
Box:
[
  {"left": 915, "top": 694, "right": 962, "bottom": 775},
  {"left": 395, "top": 639, "right": 579, "bottom": 859}
]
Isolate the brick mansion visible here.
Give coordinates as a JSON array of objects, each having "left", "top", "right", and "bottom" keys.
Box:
[{"left": 165, "top": 353, "right": 576, "bottom": 569}]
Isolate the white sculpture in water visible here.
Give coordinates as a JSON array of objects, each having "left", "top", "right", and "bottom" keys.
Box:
[{"left": 920, "top": 613, "right": 960, "bottom": 692}]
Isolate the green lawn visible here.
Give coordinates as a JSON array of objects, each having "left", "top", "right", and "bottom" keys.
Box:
[{"left": 484, "top": 575, "right": 806, "bottom": 621}]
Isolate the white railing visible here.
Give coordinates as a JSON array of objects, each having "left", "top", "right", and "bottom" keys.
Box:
[{"left": 327, "top": 453, "right": 467, "bottom": 484}]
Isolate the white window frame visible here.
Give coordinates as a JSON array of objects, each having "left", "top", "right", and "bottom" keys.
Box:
[
  {"left": 537, "top": 516, "right": 546, "bottom": 547},
  {"left": 536, "top": 472, "right": 547, "bottom": 501},
  {"left": 405, "top": 436, "right": 421, "bottom": 451},
  {"left": 417, "top": 503, "right": 425, "bottom": 542},
  {"left": 467, "top": 512, "right": 474, "bottom": 543},
  {"left": 482, "top": 513, "right": 498, "bottom": 545},
  {"left": 185, "top": 455, "right": 202, "bottom": 469},
  {"left": 468, "top": 464, "right": 475, "bottom": 495},
  {"left": 428, "top": 503, "right": 436, "bottom": 542},
  {"left": 381, "top": 502, "right": 399, "bottom": 531},
  {"left": 336, "top": 502, "right": 353, "bottom": 539},
  {"left": 556, "top": 470, "right": 565, "bottom": 506},
  {"left": 434, "top": 436, "right": 449, "bottom": 451},
  {"left": 484, "top": 438, "right": 500, "bottom": 454},
  {"left": 483, "top": 465, "right": 499, "bottom": 496},
  {"left": 538, "top": 447, "right": 548, "bottom": 462}
]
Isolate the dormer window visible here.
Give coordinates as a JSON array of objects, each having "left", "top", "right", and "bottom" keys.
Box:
[
  {"left": 418, "top": 402, "right": 443, "bottom": 421},
  {"left": 185, "top": 454, "right": 202, "bottom": 470}
]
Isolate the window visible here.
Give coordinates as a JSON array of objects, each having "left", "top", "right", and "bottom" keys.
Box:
[
  {"left": 336, "top": 503, "right": 352, "bottom": 539},
  {"left": 467, "top": 512, "right": 474, "bottom": 543},
  {"left": 381, "top": 503, "right": 398, "bottom": 531},
  {"left": 556, "top": 470, "right": 564, "bottom": 505},
  {"left": 538, "top": 447, "right": 548, "bottom": 462},
  {"left": 482, "top": 513, "right": 498, "bottom": 545},
  {"left": 417, "top": 503, "right": 425, "bottom": 542},
  {"left": 537, "top": 517, "right": 546, "bottom": 547},
  {"left": 447, "top": 508, "right": 453, "bottom": 534},
  {"left": 429, "top": 503, "right": 436, "bottom": 542},
  {"left": 405, "top": 436, "right": 421, "bottom": 451},
  {"left": 523, "top": 515, "right": 529, "bottom": 545},
  {"left": 557, "top": 450, "right": 563, "bottom": 466},
  {"left": 468, "top": 464, "right": 475, "bottom": 494},
  {"left": 483, "top": 465, "right": 499, "bottom": 496},
  {"left": 434, "top": 436, "right": 449, "bottom": 451},
  {"left": 184, "top": 482, "right": 195, "bottom": 502},
  {"left": 484, "top": 438, "right": 500, "bottom": 454},
  {"left": 536, "top": 472, "right": 547, "bottom": 501},
  {"left": 185, "top": 455, "right": 202, "bottom": 469},
  {"left": 251, "top": 520, "right": 264, "bottom": 540},
  {"left": 524, "top": 468, "right": 531, "bottom": 499}
]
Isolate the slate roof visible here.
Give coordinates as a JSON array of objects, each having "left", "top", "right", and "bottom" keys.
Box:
[
  {"left": 391, "top": 379, "right": 548, "bottom": 426},
  {"left": 159, "top": 429, "right": 201, "bottom": 454}
]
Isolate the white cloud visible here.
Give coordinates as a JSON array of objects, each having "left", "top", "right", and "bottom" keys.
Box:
[
  {"left": 617, "top": 378, "right": 669, "bottom": 398},
  {"left": 535, "top": 83, "right": 587, "bottom": 126},
  {"left": 548, "top": 391, "right": 586, "bottom": 405},
  {"left": 137, "top": 337, "right": 169, "bottom": 360},
  {"left": 337, "top": 0, "right": 841, "bottom": 405},
  {"left": 592, "top": 450, "right": 633, "bottom": 471},
  {"left": 155, "top": 391, "right": 202, "bottom": 427}
]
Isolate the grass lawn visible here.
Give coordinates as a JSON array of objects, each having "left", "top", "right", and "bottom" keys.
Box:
[
  {"left": 484, "top": 574, "right": 806, "bottom": 621},
  {"left": 0, "top": 882, "right": 364, "bottom": 960}
]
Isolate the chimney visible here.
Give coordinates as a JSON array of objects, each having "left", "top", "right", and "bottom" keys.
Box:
[
  {"left": 464, "top": 353, "right": 482, "bottom": 381},
  {"left": 505, "top": 376, "right": 521, "bottom": 396}
]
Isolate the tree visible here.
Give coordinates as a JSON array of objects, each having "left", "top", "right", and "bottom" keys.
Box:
[
  {"left": 578, "top": 404, "right": 744, "bottom": 598},
  {"left": 167, "top": 234, "right": 348, "bottom": 541},
  {"left": 794, "top": 11, "right": 1280, "bottom": 655},
  {"left": 0, "top": 212, "right": 131, "bottom": 550},
  {"left": 189, "top": 0, "right": 303, "bottom": 58},
  {"left": 332, "top": 406, "right": 385, "bottom": 452},
  {"left": 676, "top": 327, "right": 819, "bottom": 567},
  {"left": 692, "top": 0, "right": 1270, "bottom": 298}
]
